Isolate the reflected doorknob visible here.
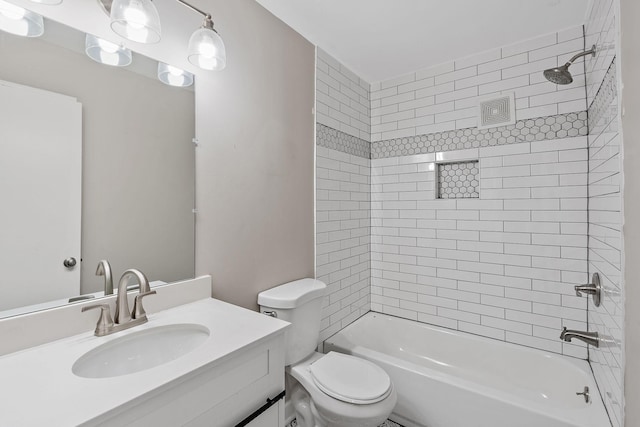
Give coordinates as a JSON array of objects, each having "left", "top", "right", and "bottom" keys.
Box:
[{"left": 63, "top": 257, "right": 77, "bottom": 268}]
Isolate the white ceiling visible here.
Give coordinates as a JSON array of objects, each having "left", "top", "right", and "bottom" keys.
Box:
[{"left": 254, "top": 0, "right": 591, "bottom": 83}]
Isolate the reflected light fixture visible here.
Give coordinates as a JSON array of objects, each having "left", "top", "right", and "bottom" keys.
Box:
[
  {"left": 85, "top": 34, "right": 132, "bottom": 67},
  {"left": 29, "top": 0, "right": 63, "bottom": 5},
  {"left": 158, "top": 62, "right": 194, "bottom": 87},
  {"left": 0, "top": 0, "right": 44, "bottom": 37},
  {"left": 97, "top": 0, "right": 226, "bottom": 71}
]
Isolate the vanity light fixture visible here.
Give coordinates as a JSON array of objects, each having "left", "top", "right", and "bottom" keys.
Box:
[
  {"left": 109, "top": 0, "right": 161, "bottom": 44},
  {"left": 98, "top": 0, "right": 226, "bottom": 71},
  {"left": 85, "top": 34, "right": 133, "bottom": 67},
  {"left": 157, "top": 62, "right": 194, "bottom": 87},
  {"left": 186, "top": 12, "right": 226, "bottom": 71},
  {"left": 0, "top": 0, "right": 44, "bottom": 37}
]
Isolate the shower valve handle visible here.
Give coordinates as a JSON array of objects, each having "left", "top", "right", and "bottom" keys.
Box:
[{"left": 573, "top": 273, "right": 602, "bottom": 307}]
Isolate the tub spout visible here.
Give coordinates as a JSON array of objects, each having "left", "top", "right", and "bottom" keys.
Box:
[{"left": 560, "top": 327, "right": 599, "bottom": 348}]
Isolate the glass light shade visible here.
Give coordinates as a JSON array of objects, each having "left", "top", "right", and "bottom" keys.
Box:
[
  {"left": 85, "top": 34, "right": 132, "bottom": 67},
  {"left": 110, "top": 0, "right": 160, "bottom": 44},
  {"left": 157, "top": 62, "right": 194, "bottom": 87},
  {"left": 29, "top": 0, "right": 63, "bottom": 4},
  {"left": 187, "top": 27, "right": 226, "bottom": 71},
  {"left": 0, "top": 0, "right": 43, "bottom": 37}
]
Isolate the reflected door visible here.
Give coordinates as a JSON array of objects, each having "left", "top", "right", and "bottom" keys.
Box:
[{"left": 0, "top": 80, "right": 82, "bottom": 311}]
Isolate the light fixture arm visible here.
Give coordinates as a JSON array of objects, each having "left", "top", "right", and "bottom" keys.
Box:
[
  {"left": 175, "top": 0, "right": 207, "bottom": 17},
  {"left": 175, "top": 0, "right": 216, "bottom": 31},
  {"left": 98, "top": 0, "right": 214, "bottom": 27}
]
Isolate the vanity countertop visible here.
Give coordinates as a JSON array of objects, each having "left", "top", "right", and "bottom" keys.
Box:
[{"left": 0, "top": 297, "right": 289, "bottom": 426}]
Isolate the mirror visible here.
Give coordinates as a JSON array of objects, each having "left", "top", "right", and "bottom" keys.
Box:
[{"left": 0, "top": 16, "right": 195, "bottom": 318}]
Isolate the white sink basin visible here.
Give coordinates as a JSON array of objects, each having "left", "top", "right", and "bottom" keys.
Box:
[{"left": 72, "top": 324, "right": 210, "bottom": 379}]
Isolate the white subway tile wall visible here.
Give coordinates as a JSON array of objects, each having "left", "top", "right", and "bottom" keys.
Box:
[
  {"left": 370, "top": 137, "right": 589, "bottom": 358},
  {"left": 317, "top": 48, "right": 372, "bottom": 141},
  {"left": 586, "top": 0, "right": 622, "bottom": 425},
  {"left": 315, "top": 24, "right": 622, "bottom": 410},
  {"left": 316, "top": 50, "right": 372, "bottom": 341},
  {"left": 316, "top": 133, "right": 371, "bottom": 343},
  {"left": 585, "top": 0, "right": 617, "bottom": 106},
  {"left": 370, "top": 26, "right": 587, "bottom": 142}
]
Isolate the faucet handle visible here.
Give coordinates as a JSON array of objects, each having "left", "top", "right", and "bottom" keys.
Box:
[
  {"left": 82, "top": 304, "right": 114, "bottom": 336},
  {"left": 132, "top": 290, "right": 157, "bottom": 320}
]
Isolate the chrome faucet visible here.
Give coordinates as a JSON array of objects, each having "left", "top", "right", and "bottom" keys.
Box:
[
  {"left": 121, "top": 269, "right": 155, "bottom": 321},
  {"left": 115, "top": 269, "right": 148, "bottom": 323},
  {"left": 560, "top": 327, "right": 599, "bottom": 348},
  {"left": 96, "top": 260, "right": 113, "bottom": 295},
  {"left": 82, "top": 268, "right": 156, "bottom": 336}
]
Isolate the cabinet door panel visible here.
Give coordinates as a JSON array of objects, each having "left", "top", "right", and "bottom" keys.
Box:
[
  {"left": 84, "top": 335, "right": 286, "bottom": 427},
  {"left": 245, "top": 400, "right": 283, "bottom": 427}
]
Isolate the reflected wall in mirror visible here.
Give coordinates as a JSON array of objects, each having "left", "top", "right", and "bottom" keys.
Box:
[{"left": 0, "top": 17, "right": 195, "bottom": 317}]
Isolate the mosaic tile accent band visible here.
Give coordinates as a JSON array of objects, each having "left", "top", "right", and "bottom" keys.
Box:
[
  {"left": 317, "top": 123, "right": 371, "bottom": 159},
  {"left": 438, "top": 161, "right": 479, "bottom": 199},
  {"left": 371, "top": 112, "right": 588, "bottom": 159}
]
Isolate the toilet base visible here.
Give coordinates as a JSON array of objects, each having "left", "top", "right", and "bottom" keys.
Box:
[
  {"left": 289, "top": 375, "right": 394, "bottom": 427},
  {"left": 287, "top": 415, "right": 404, "bottom": 427}
]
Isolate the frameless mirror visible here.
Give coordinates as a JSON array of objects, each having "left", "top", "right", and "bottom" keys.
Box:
[{"left": 0, "top": 16, "right": 195, "bottom": 318}]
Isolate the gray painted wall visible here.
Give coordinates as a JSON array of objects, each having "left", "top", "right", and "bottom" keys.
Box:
[
  {"left": 0, "top": 32, "right": 195, "bottom": 293},
  {"left": 194, "top": 0, "right": 316, "bottom": 310}
]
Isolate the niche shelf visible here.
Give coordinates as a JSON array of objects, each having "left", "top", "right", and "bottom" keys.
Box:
[{"left": 437, "top": 161, "right": 479, "bottom": 199}]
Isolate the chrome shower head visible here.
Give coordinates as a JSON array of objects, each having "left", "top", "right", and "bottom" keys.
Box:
[
  {"left": 543, "top": 64, "right": 573, "bottom": 85},
  {"left": 543, "top": 45, "right": 596, "bottom": 85}
]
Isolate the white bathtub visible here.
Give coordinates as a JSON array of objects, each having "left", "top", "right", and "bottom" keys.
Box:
[{"left": 324, "top": 312, "right": 610, "bottom": 427}]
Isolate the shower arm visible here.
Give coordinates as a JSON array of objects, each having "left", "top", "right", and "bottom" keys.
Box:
[{"left": 564, "top": 45, "right": 597, "bottom": 66}]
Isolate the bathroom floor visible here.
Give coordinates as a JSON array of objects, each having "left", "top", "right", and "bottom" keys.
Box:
[
  {"left": 287, "top": 419, "right": 403, "bottom": 427},
  {"left": 378, "top": 420, "right": 403, "bottom": 427}
]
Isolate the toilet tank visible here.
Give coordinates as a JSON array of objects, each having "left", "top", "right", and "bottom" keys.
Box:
[{"left": 257, "top": 278, "right": 326, "bottom": 365}]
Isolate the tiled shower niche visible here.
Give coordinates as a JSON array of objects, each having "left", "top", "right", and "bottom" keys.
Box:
[{"left": 437, "top": 161, "right": 479, "bottom": 199}]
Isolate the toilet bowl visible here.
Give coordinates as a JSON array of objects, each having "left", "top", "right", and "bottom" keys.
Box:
[
  {"left": 288, "top": 352, "right": 397, "bottom": 427},
  {"left": 257, "top": 279, "right": 397, "bottom": 427}
]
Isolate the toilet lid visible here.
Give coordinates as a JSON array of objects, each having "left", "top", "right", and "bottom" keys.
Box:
[{"left": 309, "top": 352, "right": 391, "bottom": 404}]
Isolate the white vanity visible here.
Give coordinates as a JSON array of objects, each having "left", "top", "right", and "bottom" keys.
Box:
[{"left": 0, "top": 277, "right": 289, "bottom": 426}]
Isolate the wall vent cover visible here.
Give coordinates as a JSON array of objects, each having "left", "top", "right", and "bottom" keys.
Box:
[{"left": 477, "top": 92, "right": 516, "bottom": 129}]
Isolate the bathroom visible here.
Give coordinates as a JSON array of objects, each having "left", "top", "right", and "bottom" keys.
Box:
[{"left": 0, "top": 0, "right": 637, "bottom": 426}]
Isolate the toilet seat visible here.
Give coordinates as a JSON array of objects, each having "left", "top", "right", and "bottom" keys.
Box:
[{"left": 308, "top": 352, "right": 392, "bottom": 404}]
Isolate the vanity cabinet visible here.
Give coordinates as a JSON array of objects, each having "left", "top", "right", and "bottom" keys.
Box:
[
  {"left": 85, "top": 334, "right": 286, "bottom": 427},
  {"left": 243, "top": 401, "right": 284, "bottom": 427},
  {"left": 0, "top": 294, "right": 289, "bottom": 427}
]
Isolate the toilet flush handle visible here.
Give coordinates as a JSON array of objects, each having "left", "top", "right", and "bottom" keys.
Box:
[{"left": 262, "top": 310, "right": 278, "bottom": 318}]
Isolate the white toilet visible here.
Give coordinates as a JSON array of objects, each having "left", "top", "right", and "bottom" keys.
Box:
[{"left": 258, "top": 278, "right": 397, "bottom": 427}]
